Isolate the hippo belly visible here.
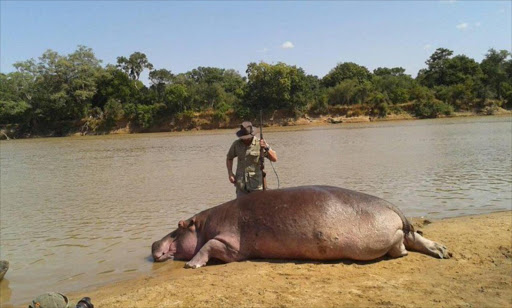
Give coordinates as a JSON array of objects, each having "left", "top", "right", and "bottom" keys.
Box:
[{"left": 238, "top": 186, "right": 404, "bottom": 261}]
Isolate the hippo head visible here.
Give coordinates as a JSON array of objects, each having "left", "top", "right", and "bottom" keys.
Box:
[{"left": 152, "top": 218, "right": 199, "bottom": 262}]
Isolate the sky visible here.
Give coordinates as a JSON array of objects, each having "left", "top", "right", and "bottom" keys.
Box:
[{"left": 1, "top": 0, "right": 511, "bottom": 83}]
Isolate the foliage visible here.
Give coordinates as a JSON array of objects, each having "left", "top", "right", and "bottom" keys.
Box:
[
  {"left": 322, "top": 62, "right": 371, "bottom": 88},
  {"left": 480, "top": 49, "right": 511, "bottom": 100},
  {"left": 134, "top": 103, "right": 165, "bottom": 129},
  {"left": 413, "top": 98, "right": 454, "bottom": 118},
  {"left": 1, "top": 45, "right": 510, "bottom": 136},
  {"left": 116, "top": 52, "right": 153, "bottom": 81},
  {"left": 0, "top": 100, "right": 32, "bottom": 124},
  {"left": 327, "top": 79, "right": 373, "bottom": 105},
  {"left": 244, "top": 62, "right": 314, "bottom": 116}
]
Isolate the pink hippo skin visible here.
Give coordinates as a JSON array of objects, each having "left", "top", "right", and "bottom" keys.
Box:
[{"left": 152, "top": 186, "right": 450, "bottom": 268}]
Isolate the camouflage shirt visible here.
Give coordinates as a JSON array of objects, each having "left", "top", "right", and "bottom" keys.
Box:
[{"left": 227, "top": 137, "right": 267, "bottom": 192}]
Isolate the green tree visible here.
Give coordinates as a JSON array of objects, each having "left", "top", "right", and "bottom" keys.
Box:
[
  {"left": 11, "top": 46, "right": 102, "bottom": 132},
  {"left": 244, "top": 62, "right": 313, "bottom": 115},
  {"left": 327, "top": 79, "right": 373, "bottom": 105},
  {"left": 322, "top": 62, "right": 371, "bottom": 88},
  {"left": 372, "top": 68, "right": 415, "bottom": 104},
  {"left": 373, "top": 67, "right": 406, "bottom": 77},
  {"left": 417, "top": 48, "right": 454, "bottom": 87},
  {"left": 149, "top": 69, "right": 174, "bottom": 86},
  {"left": 164, "top": 84, "right": 190, "bottom": 113},
  {"left": 116, "top": 52, "right": 154, "bottom": 81},
  {"left": 92, "top": 65, "right": 141, "bottom": 109},
  {"left": 480, "top": 49, "right": 511, "bottom": 100},
  {"left": 0, "top": 71, "right": 34, "bottom": 126}
]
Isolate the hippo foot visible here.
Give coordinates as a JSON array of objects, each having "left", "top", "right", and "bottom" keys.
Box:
[
  {"left": 431, "top": 243, "right": 451, "bottom": 259},
  {"left": 184, "top": 262, "right": 204, "bottom": 269}
]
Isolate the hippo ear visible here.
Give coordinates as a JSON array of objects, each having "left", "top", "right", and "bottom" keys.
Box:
[
  {"left": 178, "top": 218, "right": 195, "bottom": 229},
  {"left": 178, "top": 220, "right": 187, "bottom": 229}
]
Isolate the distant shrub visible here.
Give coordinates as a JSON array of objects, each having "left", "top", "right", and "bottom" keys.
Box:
[
  {"left": 0, "top": 100, "right": 31, "bottom": 124},
  {"left": 413, "top": 98, "right": 454, "bottom": 118},
  {"left": 233, "top": 103, "right": 252, "bottom": 119},
  {"left": 135, "top": 104, "right": 165, "bottom": 129},
  {"left": 213, "top": 110, "right": 229, "bottom": 123},
  {"left": 123, "top": 103, "right": 137, "bottom": 120},
  {"left": 309, "top": 94, "right": 329, "bottom": 114}
]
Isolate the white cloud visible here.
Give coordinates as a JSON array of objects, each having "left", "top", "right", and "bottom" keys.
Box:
[
  {"left": 456, "top": 22, "right": 469, "bottom": 30},
  {"left": 475, "top": 22, "right": 481, "bottom": 27},
  {"left": 281, "top": 41, "right": 294, "bottom": 49},
  {"left": 257, "top": 48, "right": 269, "bottom": 53},
  {"left": 423, "top": 44, "right": 432, "bottom": 50}
]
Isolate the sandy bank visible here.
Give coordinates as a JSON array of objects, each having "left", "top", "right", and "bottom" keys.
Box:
[{"left": 58, "top": 211, "right": 512, "bottom": 308}]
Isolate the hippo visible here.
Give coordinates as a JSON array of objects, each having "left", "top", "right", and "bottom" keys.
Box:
[{"left": 152, "top": 185, "right": 450, "bottom": 268}]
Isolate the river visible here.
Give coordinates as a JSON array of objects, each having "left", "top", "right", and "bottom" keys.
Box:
[{"left": 1, "top": 116, "right": 511, "bottom": 306}]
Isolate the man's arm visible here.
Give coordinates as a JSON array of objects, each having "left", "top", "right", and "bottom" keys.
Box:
[
  {"left": 266, "top": 148, "right": 277, "bottom": 162},
  {"left": 226, "top": 158, "right": 236, "bottom": 184},
  {"left": 260, "top": 139, "right": 277, "bottom": 162}
]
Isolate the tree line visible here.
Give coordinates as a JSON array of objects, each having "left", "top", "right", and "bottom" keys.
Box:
[{"left": 1, "top": 46, "right": 511, "bottom": 136}]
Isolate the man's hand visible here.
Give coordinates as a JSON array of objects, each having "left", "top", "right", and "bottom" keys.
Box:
[
  {"left": 229, "top": 174, "right": 236, "bottom": 184},
  {"left": 260, "top": 138, "right": 269, "bottom": 149}
]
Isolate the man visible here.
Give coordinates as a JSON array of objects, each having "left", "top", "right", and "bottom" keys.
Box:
[{"left": 226, "top": 121, "right": 277, "bottom": 197}]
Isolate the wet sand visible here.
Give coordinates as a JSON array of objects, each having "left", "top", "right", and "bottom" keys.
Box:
[{"left": 56, "top": 211, "right": 512, "bottom": 308}]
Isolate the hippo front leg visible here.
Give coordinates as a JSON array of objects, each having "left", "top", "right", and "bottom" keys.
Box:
[{"left": 185, "top": 239, "right": 239, "bottom": 269}]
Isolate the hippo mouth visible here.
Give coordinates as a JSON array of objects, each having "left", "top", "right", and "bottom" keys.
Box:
[
  {"left": 154, "top": 252, "right": 174, "bottom": 262},
  {"left": 152, "top": 239, "right": 177, "bottom": 262}
]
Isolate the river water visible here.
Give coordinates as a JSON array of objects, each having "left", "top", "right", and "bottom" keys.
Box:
[{"left": 1, "top": 116, "right": 511, "bottom": 306}]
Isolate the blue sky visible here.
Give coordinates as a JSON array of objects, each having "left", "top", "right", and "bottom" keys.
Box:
[{"left": 1, "top": 0, "right": 510, "bottom": 82}]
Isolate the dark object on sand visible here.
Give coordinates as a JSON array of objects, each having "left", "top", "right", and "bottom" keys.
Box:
[
  {"left": 76, "top": 297, "right": 94, "bottom": 308},
  {"left": 0, "top": 260, "right": 8, "bottom": 280},
  {"left": 28, "top": 292, "right": 94, "bottom": 308}
]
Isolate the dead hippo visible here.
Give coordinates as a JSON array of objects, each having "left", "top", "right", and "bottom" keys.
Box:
[{"left": 152, "top": 185, "right": 449, "bottom": 268}]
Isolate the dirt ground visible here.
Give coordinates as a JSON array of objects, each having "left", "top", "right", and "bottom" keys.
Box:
[{"left": 63, "top": 211, "right": 512, "bottom": 307}]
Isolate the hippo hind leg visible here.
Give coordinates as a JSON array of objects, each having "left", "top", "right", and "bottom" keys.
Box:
[
  {"left": 387, "top": 230, "right": 408, "bottom": 258},
  {"left": 404, "top": 231, "right": 450, "bottom": 259}
]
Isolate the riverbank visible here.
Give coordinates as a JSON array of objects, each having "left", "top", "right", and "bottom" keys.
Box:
[
  {"left": 87, "top": 107, "right": 512, "bottom": 135},
  {"left": 1, "top": 107, "right": 510, "bottom": 140},
  {"left": 56, "top": 211, "right": 512, "bottom": 308}
]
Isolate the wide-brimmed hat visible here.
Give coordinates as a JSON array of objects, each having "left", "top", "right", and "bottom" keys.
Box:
[
  {"left": 29, "top": 293, "right": 73, "bottom": 308},
  {"left": 236, "top": 121, "right": 258, "bottom": 139}
]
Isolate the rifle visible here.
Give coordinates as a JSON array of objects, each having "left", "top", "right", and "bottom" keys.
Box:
[{"left": 259, "top": 110, "right": 267, "bottom": 190}]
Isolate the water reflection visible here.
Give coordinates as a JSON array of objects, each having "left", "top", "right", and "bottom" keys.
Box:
[{"left": 0, "top": 116, "right": 511, "bottom": 305}]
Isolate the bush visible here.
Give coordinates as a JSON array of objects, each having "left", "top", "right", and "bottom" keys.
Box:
[
  {"left": 135, "top": 104, "right": 165, "bottom": 129},
  {"left": 0, "top": 100, "right": 31, "bottom": 124},
  {"left": 233, "top": 102, "right": 252, "bottom": 119},
  {"left": 413, "top": 98, "right": 454, "bottom": 118},
  {"left": 308, "top": 94, "right": 329, "bottom": 115},
  {"left": 123, "top": 103, "right": 137, "bottom": 120},
  {"left": 409, "top": 85, "right": 435, "bottom": 101},
  {"left": 502, "top": 82, "right": 512, "bottom": 109},
  {"left": 327, "top": 79, "right": 373, "bottom": 106}
]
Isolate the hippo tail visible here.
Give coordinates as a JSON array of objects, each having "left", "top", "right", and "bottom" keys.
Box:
[
  {"left": 400, "top": 214, "right": 414, "bottom": 236},
  {"left": 383, "top": 201, "right": 414, "bottom": 235}
]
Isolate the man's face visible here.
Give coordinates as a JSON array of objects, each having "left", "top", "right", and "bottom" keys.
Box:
[{"left": 241, "top": 137, "right": 253, "bottom": 146}]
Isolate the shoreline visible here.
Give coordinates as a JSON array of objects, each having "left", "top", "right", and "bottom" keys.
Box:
[
  {"left": 40, "top": 211, "right": 512, "bottom": 308},
  {"left": 1, "top": 110, "right": 511, "bottom": 140}
]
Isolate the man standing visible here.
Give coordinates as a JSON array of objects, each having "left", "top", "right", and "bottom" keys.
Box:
[{"left": 226, "top": 121, "right": 277, "bottom": 197}]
